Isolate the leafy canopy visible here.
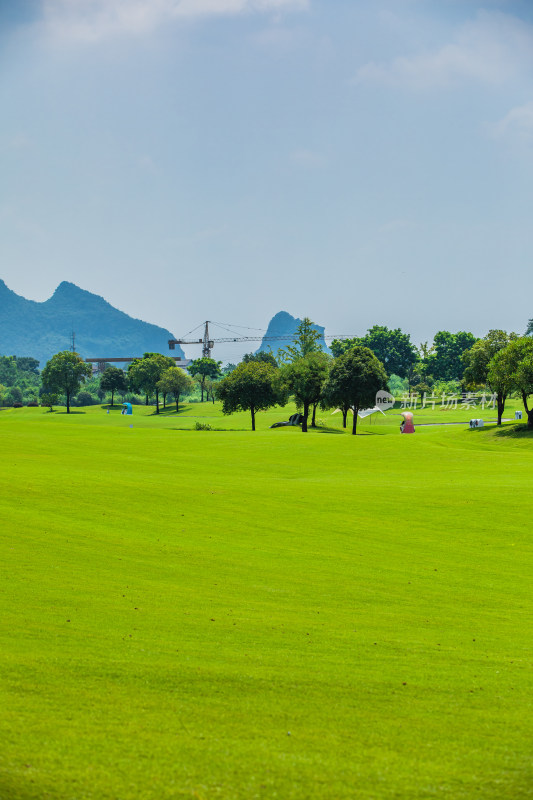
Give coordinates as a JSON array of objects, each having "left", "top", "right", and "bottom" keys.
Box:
[
  {"left": 323, "top": 346, "right": 387, "bottom": 435},
  {"left": 217, "top": 361, "right": 283, "bottom": 430},
  {"left": 157, "top": 367, "right": 195, "bottom": 411},
  {"left": 463, "top": 330, "right": 518, "bottom": 389},
  {"left": 187, "top": 357, "right": 222, "bottom": 379},
  {"left": 280, "top": 351, "right": 330, "bottom": 432},
  {"left": 128, "top": 353, "right": 175, "bottom": 395},
  {"left": 426, "top": 331, "right": 478, "bottom": 381},
  {"left": 100, "top": 366, "right": 128, "bottom": 404},
  {"left": 489, "top": 337, "right": 533, "bottom": 426},
  {"left": 41, "top": 351, "right": 92, "bottom": 413},
  {"left": 188, "top": 357, "right": 222, "bottom": 402},
  {"left": 242, "top": 351, "right": 278, "bottom": 368},
  {"left": 331, "top": 325, "right": 417, "bottom": 379}
]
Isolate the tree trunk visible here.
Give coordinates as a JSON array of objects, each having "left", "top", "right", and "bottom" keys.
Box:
[
  {"left": 342, "top": 408, "right": 347, "bottom": 429},
  {"left": 251, "top": 405, "right": 256, "bottom": 431},
  {"left": 66, "top": 390, "right": 70, "bottom": 414},
  {"left": 523, "top": 391, "right": 533, "bottom": 428},
  {"left": 155, "top": 389, "right": 159, "bottom": 414},
  {"left": 497, "top": 393, "right": 506, "bottom": 425},
  {"left": 176, "top": 394, "right": 179, "bottom": 413},
  {"left": 200, "top": 381, "right": 204, "bottom": 402},
  {"left": 302, "top": 401, "right": 309, "bottom": 432},
  {"left": 311, "top": 402, "right": 317, "bottom": 428},
  {"left": 111, "top": 390, "right": 115, "bottom": 407},
  {"left": 145, "top": 394, "right": 149, "bottom": 405},
  {"left": 163, "top": 392, "right": 166, "bottom": 409},
  {"left": 352, "top": 406, "right": 358, "bottom": 435}
]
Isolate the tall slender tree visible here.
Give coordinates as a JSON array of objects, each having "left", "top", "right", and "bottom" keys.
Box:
[
  {"left": 187, "top": 358, "right": 222, "bottom": 402},
  {"left": 100, "top": 366, "right": 128, "bottom": 407},
  {"left": 280, "top": 352, "right": 330, "bottom": 432}
]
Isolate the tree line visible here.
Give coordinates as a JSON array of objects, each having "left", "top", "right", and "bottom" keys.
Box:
[
  {"left": 2, "top": 317, "right": 533, "bottom": 429},
  {"left": 216, "top": 321, "right": 533, "bottom": 431}
]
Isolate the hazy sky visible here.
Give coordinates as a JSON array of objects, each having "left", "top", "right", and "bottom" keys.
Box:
[{"left": 2, "top": 0, "right": 533, "bottom": 362}]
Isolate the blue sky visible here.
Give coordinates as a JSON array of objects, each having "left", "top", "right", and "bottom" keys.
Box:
[{"left": 1, "top": 0, "right": 533, "bottom": 362}]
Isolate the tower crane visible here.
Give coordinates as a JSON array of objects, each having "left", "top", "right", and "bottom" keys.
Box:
[{"left": 168, "top": 320, "right": 354, "bottom": 360}]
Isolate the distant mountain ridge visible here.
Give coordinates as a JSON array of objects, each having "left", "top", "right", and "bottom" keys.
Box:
[
  {"left": 255, "top": 311, "right": 329, "bottom": 356},
  {"left": 0, "top": 280, "right": 184, "bottom": 367}
]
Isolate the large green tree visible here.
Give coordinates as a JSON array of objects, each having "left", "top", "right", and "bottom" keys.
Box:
[
  {"left": 331, "top": 325, "right": 417, "bottom": 379},
  {"left": 157, "top": 367, "right": 194, "bottom": 412},
  {"left": 217, "top": 361, "right": 283, "bottom": 430},
  {"left": 462, "top": 330, "right": 517, "bottom": 425},
  {"left": 526, "top": 319, "right": 533, "bottom": 336},
  {"left": 188, "top": 357, "right": 222, "bottom": 402},
  {"left": 41, "top": 351, "right": 92, "bottom": 413},
  {"left": 322, "top": 346, "right": 387, "bottom": 435},
  {"left": 280, "top": 352, "right": 330, "bottom": 432},
  {"left": 489, "top": 338, "right": 533, "bottom": 428},
  {"left": 100, "top": 366, "right": 128, "bottom": 407},
  {"left": 127, "top": 353, "right": 175, "bottom": 413},
  {"left": 426, "top": 331, "right": 478, "bottom": 381}
]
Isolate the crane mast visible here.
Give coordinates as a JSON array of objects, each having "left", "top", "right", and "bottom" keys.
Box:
[{"left": 169, "top": 321, "right": 215, "bottom": 359}]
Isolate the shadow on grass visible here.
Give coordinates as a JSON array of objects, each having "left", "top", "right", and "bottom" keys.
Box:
[
  {"left": 487, "top": 422, "right": 533, "bottom": 439},
  {"left": 167, "top": 427, "right": 229, "bottom": 432},
  {"left": 55, "top": 411, "right": 86, "bottom": 415},
  {"left": 149, "top": 408, "right": 190, "bottom": 417}
]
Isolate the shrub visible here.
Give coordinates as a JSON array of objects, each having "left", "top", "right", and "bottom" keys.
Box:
[
  {"left": 76, "top": 391, "right": 95, "bottom": 406},
  {"left": 194, "top": 421, "right": 212, "bottom": 430},
  {"left": 27, "top": 401, "right": 39, "bottom": 407},
  {"left": 41, "top": 393, "right": 59, "bottom": 411},
  {"left": 7, "top": 386, "right": 23, "bottom": 405},
  {"left": 13, "top": 402, "right": 24, "bottom": 408}
]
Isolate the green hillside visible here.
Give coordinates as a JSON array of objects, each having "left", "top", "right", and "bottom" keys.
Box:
[{"left": 0, "top": 280, "right": 184, "bottom": 366}]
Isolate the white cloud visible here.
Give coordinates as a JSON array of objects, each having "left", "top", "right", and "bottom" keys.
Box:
[
  {"left": 491, "top": 100, "right": 533, "bottom": 143},
  {"left": 41, "top": 0, "right": 308, "bottom": 42},
  {"left": 353, "top": 11, "right": 533, "bottom": 90}
]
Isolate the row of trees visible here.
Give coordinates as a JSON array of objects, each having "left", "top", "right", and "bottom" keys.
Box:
[
  {"left": 37, "top": 352, "right": 200, "bottom": 414},
  {"left": 35, "top": 321, "right": 388, "bottom": 434},
  {"left": 217, "top": 320, "right": 533, "bottom": 431},
  {"left": 217, "top": 319, "right": 388, "bottom": 434},
  {"left": 6, "top": 316, "right": 533, "bottom": 429},
  {"left": 331, "top": 326, "right": 478, "bottom": 388}
]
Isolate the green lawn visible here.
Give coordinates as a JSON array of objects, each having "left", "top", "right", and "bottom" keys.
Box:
[{"left": 1, "top": 404, "right": 531, "bottom": 799}]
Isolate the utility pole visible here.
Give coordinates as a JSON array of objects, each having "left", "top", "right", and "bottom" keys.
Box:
[{"left": 70, "top": 331, "right": 76, "bottom": 352}]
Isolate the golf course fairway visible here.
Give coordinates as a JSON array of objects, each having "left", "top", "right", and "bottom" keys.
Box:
[{"left": 1, "top": 404, "right": 531, "bottom": 799}]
